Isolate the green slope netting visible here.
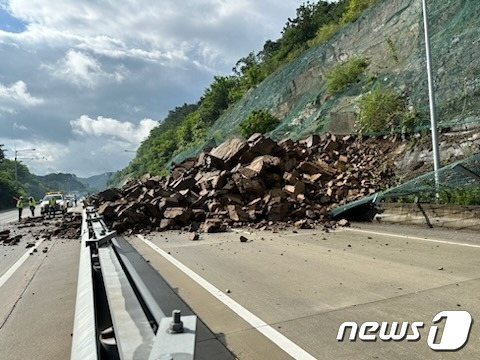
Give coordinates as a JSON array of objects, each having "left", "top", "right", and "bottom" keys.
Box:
[
  {"left": 170, "top": 0, "right": 480, "bottom": 167},
  {"left": 330, "top": 152, "right": 480, "bottom": 218}
]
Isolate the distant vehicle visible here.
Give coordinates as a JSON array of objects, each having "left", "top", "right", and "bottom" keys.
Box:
[
  {"left": 40, "top": 192, "right": 68, "bottom": 215},
  {"left": 65, "top": 194, "right": 75, "bottom": 207}
]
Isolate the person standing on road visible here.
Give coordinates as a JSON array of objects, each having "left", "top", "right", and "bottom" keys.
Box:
[
  {"left": 13, "top": 196, "right": 24, "bottom": 221},
  {"left": 48, "top": 197, "right": 56, "bottom": 219},
  {"left": 28, "top": 197, "right": 36, "bottom": 217}
]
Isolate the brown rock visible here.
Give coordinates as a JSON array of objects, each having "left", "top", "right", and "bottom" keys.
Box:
[
  {"left": 98, "top": 202, "right": 116, "bottom": 219},
  {"left": 210, "top": 137, "right": 249, "bottom": 168},
  {"left": 294, "top": 219, "right": 313, "bottom": 229},
  {"left": 189, "top": 232, "right": 200, "bottom": 241},
  {"left": 267, "top": 202, "right": 290, "bottom": 221},
  {"left": 97, "top": 188, "right": 123, "bottom": 202},
  {"left": 163, "top": 207, "right": 192, "bottom": 224},
  {"left": 246, "top": 155, "right": 282, "bottom": 175},
  {"left": 301, "top": 134, "right": 320, "bottom": 148},
  {"left": 283, "top": 181, "right": 305, "bottom": 199},
  {"left": 159, "top": 218, "right": 175, "bottom": 231},
  {"left": 337, "top": 219, "right": 350, "bottom": 227},
  {"left": 227, "top": 205, "right": 249, "bottom": 222},
  {"left": 171, "top": 175, "right": 197, "bottom": 191},
  {"left": 203, "top": 219, "right": 227, "bottom": 233},
  {"left": 246, "top": 135, "right": 282, "bottom": 156}
]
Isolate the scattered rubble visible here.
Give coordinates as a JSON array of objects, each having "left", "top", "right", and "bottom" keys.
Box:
[
  {"left": 0, "top": 229, "right": 23, "bottom": 245},
  {"left": 49, "top": 213, "right": 82, "bottom": 239},
  {"left": 1, "top": 213, "right": 82, "bottom": 249},
  {"left": 88, "top": 133, "right": 398, "bottom": 233}
]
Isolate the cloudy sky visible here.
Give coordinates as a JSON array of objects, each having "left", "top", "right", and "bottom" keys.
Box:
[{"left": 0, "top": 0, "right": 306, "bottom": 177}]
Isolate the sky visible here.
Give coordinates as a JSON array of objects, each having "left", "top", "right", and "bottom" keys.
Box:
[{"left": 0, "top": 0, "right": 307, "bottom": 178}]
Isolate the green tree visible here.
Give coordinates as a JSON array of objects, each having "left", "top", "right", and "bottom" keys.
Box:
[
  {"left": 341, "top": 0, "right": 378, "bottom": 24},
  {"left": 281, "top": 2, "right": 332, "bottom": 49},
  {"left": 238, "top": 109, "right": 280, "bottom": 138}
]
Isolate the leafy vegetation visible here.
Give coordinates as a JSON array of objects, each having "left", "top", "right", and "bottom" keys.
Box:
[
  {"left": 308, "top": 22, "right": 342, "bottom": 46},
  {"left": 308, "top": 0, "right": 379, "bottom": 44},
  {"left": 439, "top": 188, "right": 480, "bottom": 205},
  {"left": 325, "top": 57, "right": 369, "bottom": 94},
  {"left": 357, "top": 84, "right": 404, "bottom": 132},
  {"left": 389, "top": 188, "right": 480, "bottom": 206},
  {"left": 340, "top": 0, "right": 379, "bottom": 24},
  {"left": 239, "top": 110, "right": 280, "bottom": 138},
  {"left": 385, "top": 37, "right": 399, "bottom": 63}
]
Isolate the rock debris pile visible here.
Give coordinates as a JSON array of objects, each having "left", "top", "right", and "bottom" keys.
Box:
[{"left": 89, "top": 133, "right": 397, "bottom": 233}]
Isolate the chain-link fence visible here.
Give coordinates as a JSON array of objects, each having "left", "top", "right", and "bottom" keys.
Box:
[{"left": 331, "top": 153, "right": 480, "bottom": 218}]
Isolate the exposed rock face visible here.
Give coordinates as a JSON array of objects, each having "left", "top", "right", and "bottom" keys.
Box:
[{"left": 89, "top": 134, "right": 400, "bottom": 233}]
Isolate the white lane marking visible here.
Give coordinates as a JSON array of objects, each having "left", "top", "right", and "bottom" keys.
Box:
[
  {"left": 0, "top": 239, "right": 44, "bottom": 288},
  {"left": 137, "top": 234, "right": 317, "bottom": 360},
  {"left": 339, "top": 228, "right": 480, "bottom": 249}
]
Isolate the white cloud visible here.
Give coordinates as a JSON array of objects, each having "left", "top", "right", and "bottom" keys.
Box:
[
  {"left": 0, "top": 80, "right": 44, "bottom": 113},
  {"left": 13, "top": 122, "right": 28, "bottom": 130},
  {"left": 70, "top": 115, "right": 158, "bottom": 144},
  {"left": 4, "top": 0, "right": 304, "bottom": 68},
  {"left": 43, "top": 50, "right": 129, "bottom": 88}
]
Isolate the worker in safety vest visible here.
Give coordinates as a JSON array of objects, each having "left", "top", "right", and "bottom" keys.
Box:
[
  {"left": 13, "top": 196, "right": 24, "bottom": 221},
  {"left": 28, "top": 197, "right": 36, "bottom": 217},
  {"left": 48, "top": 197, "right": 56, "bottom": 218}
]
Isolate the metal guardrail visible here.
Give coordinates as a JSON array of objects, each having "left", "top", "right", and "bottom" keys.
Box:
[{"left": 71, "top": 207, "right": 197, "bottom": 360}]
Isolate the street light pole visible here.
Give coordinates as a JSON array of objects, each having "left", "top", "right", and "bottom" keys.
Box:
[
  {"left": 15, "top": 150, "right": 17, "bottom": 189},
  {"left": 422, "top": 0, "right": 441, "bottom": 188},
  {"left": 14, "top": 148, "right": 36, "bottom": 189}
]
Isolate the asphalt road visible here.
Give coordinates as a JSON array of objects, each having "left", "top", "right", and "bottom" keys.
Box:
[
  {"left": 0, "top": 209, "right": 80, "bottom": 360},
  {"left": 128, "top": 223, "right": 480, "bottom": 360},
  {"left": 0, "top": 205, "right": 42, "bottom": 225}
]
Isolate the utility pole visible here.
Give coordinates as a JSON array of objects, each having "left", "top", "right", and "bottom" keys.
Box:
[{"left": 422, "top": 0, "right": 441, "bottom": 189}]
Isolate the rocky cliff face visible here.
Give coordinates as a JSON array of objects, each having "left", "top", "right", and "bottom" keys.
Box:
[{"left": 208, "top": 0, "right": 480, "bottom": 143}]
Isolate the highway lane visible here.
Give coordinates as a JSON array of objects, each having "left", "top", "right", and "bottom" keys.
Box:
[
  {"left": 0, "top": 208, "right": 80, "bottom": 360},
  {"left": 0, "top": 238, "right": 79, "bottom": 360},
  {"left": 0, "top": 208, "right": 22, "bottom": 224},
  {"left": 0, "top": 205, "right": 43, "bottom": 225},
  {"left": 128, "top": 223, "right": 480, "bottom": 360}
]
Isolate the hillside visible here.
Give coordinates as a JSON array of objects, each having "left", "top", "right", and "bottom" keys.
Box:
[
  {"left": 78, "top": 172, "right": 115, "bottom": 193},
  {"left": 117, "top": 0, "right": 480, "bottom": 182},
  {"left": 0, "top": 147, "right": 89, "bottom": 209}
]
